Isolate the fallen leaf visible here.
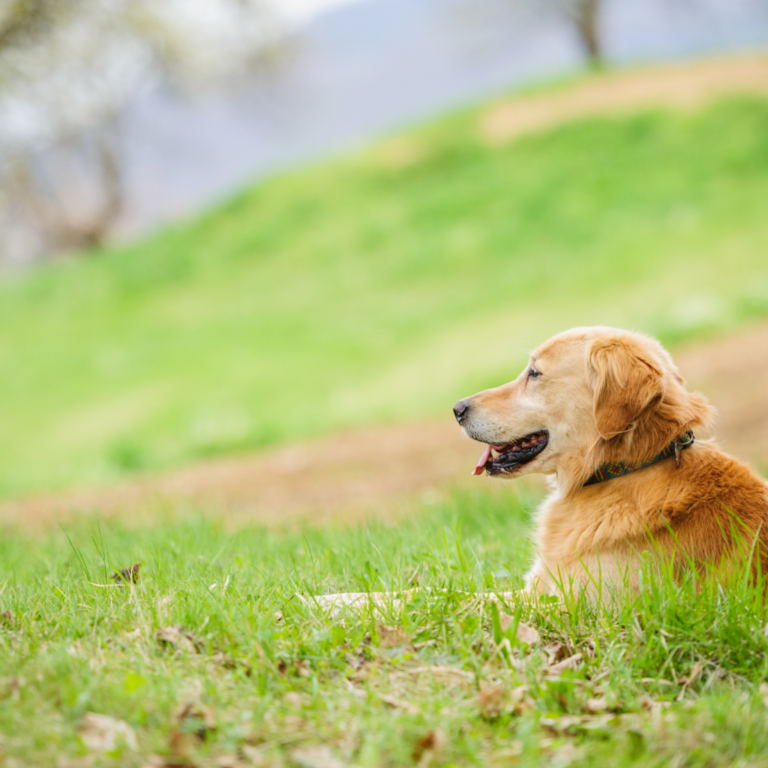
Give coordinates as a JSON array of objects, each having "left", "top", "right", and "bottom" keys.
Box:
[
  {"left": 140, "top": 757, "right": 195, "bottom": 768},
  {"left": 277, "top": 658, "right": 311, "bottom": 677},
  {"left": 0, "top": 676, "right": 24, "bottom": 698},
  {"left": 676, "top": 661, "right": 705, "bottom": 701},
  {"left": 173, "top": 702, "right": 216, "bottom": 743},
  {"left": 289, "top": 745, "right": 353, "bottom": 768},
  {"left": 211, "top": 651, "right": 252, "bottom": 677},
  {"left": 499, "top": 612, "right": 515, "bottom": 633},
  {"left": 639, "top": 695, "right": 671, "bottom": 711},
  {"left": 584, "top": 697, "right": 608, "bottom": 713},
  {"left": 551, "top": 743, "right": 583, "bottom": 767},
  {"left": 112, "top": 563, "right": 141, "bottom": 584},
  {"left": 419, "top": 666, "right": 474, "bottom": 685},
  {"left": 284, "top": 691, "right": 303, "bottom": 707},
  {"left": 79, "top": 712, "right": 138, "bottom": 752},
  {"left": 548, "top": 652, "right": 583, "bottom": 675},
  {"left": 283, "top": 715, "right": 306, "bottom": 732},
  {"left": 510, "top": 686, "right": 531, "bottom": 714},
  {"left": 240, "top": 745, "right": 269, "bottom": 767},
  {"left": 515, "top": 621, "right": 540, "bottom": 646},
  {"left": 168, "top": 729, "right": 193, "bottom": 759},
  {"left": 618, "top": 713, "right": 643, "bottom": 730},
  {"left": 157, "top": 758, "right": 199, "bottom": 768},
  {"left": 679, "top": 662, "right": 704, "bottom": 686},
  {"left": 489, "top": 742, "right": 523, "bottom": 761},
  {"left": 380, "top": 693, "right": 419, "bottom": 716},
  {"left": 156, "top": 626, "right": 199, "bottom": 654},
  {"left": 139, "top": 757, "right": 165, "bottom": 768},
  {"left": 477, "top": 682, "right": 506, "bottom": 718},
  {"left": 434, "top": 667, "right": 472, "bottom": 684},
  {"left": 497, "top": 613, "right": 539, "bottom": 645},
  {"left": 377, "top": 624, "right": 410, "bottom": 649},
  {"left": 478, "top": 683, "right": 528, "bottom": 718},
  {"left": 540, "top": 716, "right": 578, "bottom": 735},
  {"left": 216, "top": 756, "right": 243, "bottom": 768},
  {"left": 412, "top": 729, "right": 445, "bottom": 764},
  {"left": 543, "top": 642, "right": 568, "bottom": 665}
]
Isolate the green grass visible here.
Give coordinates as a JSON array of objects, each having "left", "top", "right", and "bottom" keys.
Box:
[
  {"left": 0, "top": 91, "right": 767, "bottom": 494},
  {"left": 3, "top": 486, "right": 768, "bottom": 766}
]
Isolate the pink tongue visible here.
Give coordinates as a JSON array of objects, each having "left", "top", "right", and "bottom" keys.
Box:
[{"left": 472, "top": 445, "right": 493, "bottom": 476}]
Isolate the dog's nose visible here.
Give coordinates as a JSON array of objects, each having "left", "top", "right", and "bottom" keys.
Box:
[{"left": 453, "top": 399, "right": 470, "bottom": 423}]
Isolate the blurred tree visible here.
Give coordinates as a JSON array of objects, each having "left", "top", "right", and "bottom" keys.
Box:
[
  {"left": 0, "top": 0, "right": 282, "bottom": 262},
  {"left": 566, "top": 0, "right": 601, "bottom": 66},
  {"left": 542, "top": 0, "right": 603, "bottom": 67}
]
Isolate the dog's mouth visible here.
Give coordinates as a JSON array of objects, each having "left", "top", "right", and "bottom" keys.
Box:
[{"left": 472, "top": 430, "right": 549, "bottom": 476}]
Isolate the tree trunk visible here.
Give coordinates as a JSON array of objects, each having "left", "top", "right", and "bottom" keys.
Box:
[
  {"left": 572, "top": 0, "right": 602, "bottom": 69},
  {"left": 9, "top": 120, "right": 124, "bottom": 256}
]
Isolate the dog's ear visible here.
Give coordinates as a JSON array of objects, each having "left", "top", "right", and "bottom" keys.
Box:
[{"left": 587, "top": 335, "right": 665, "bottom": 440}]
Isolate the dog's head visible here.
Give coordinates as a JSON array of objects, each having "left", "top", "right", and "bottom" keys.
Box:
[{"left": 454, "top": 327, "right": 713, "bottom": 494}]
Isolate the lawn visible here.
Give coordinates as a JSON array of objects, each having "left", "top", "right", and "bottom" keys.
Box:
[
  {"left": 3, "top": 63, "right": 768, "bottom": 767},
  {"left": 3, "top": 485, "right": 768, "bottom": 766},
  {"left": 0, "top": 92, "right": 767, "bottom": 494}
]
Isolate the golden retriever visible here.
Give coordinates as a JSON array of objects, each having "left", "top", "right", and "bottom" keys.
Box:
[
  {"left": 308, "top": 326, "right": 768, "bottom": 613},
  {"left": 454, "top": 326, "right": 768, "bottom": 595}
]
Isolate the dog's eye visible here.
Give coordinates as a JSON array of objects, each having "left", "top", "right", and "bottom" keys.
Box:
[{"left": 528, "top": 368, "right": 541, "bottom": 380}]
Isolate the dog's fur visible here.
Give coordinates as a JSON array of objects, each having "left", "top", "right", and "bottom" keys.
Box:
[
  {"left": 310, "top": 326, "right": 768, "bottom": 613},
  {"left": 459, "top": 326, "right": 768, "bottom": 595}
]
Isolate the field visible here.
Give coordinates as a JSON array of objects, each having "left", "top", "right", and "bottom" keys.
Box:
[
  {"left": 3, "top": 55, "right": 768, "bottom": 766},
  {"left": 0, "top": 60, "right": 767, "bottom": 495},
  {"left": 4, "top": 487, "right": 768, "bottom": 767}
]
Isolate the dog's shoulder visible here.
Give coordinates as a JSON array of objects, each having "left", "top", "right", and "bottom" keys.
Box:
[
  {"left": 532, "top": 442, "right": 768, "bottom": 566},
  {"left": 662, "top": 441, "right": 768, "bottom": 531}
]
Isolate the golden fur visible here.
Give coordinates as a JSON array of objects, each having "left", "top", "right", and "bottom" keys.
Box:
[{"left": 458, "top": 326, "right": 768, "bottom": 595}]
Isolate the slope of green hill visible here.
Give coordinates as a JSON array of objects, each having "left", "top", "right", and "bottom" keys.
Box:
[{"left": 1, "top": 92, "right": 767, "bottom": 495}]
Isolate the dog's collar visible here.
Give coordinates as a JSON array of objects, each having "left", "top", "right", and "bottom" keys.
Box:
[{"left": 584, "top": 430, "right": 695, "bottom": 487}]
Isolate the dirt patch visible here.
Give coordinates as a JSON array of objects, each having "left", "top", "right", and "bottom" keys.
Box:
[
  {"left": 1, "top": 421, "right": 487, "bottom": 530},
  {"left": 480, "top": 52, "right": 768, "bottom": 145},
  {"left": 3, "top": 321, "right": 768, "bottom": 530},
  {"left": 675, "top": 324, "right": 768, "bottom": 471}
]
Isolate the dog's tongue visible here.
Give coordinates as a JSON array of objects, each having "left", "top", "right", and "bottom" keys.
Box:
[{"left": 472, "top": 445, "right": 493, "bottom": 476}]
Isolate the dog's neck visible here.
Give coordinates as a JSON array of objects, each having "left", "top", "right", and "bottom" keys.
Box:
[{"left": 583, "top": 430, "right": 695, "bottom": 487}]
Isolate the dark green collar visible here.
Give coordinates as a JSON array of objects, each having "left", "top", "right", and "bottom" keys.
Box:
[{"left": 584, "top": 430, "right": 695, "bottom": 487}]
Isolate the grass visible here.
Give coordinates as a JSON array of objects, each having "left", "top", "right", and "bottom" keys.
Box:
[
  {"left": 3, "top": 486, "right": 768, "bottom": 766},
  {"left": 0, "top": 93, "right": 768, "bottom": 494},
  {"left": 4, "top": 77, "right": 768, "bottom": 764}
]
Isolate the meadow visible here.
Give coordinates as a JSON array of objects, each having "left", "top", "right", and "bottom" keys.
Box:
[
  {"left": 3, "top": 486, "right": 768, "bottom": 767},
  {"left": 0, "top": 89, "right": 767, "bottom": 494},
  {"left": 3, "top": 60, "right": 768, "bottom": 766}
]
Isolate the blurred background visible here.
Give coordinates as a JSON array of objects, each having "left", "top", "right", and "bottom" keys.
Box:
[{"left": 0, "top": 0, "right": 767, "bottom": 524}]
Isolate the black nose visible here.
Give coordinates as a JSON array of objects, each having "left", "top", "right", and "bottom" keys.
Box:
[{"left": 453, "top": 399, "right": 470, "bottom": 423}]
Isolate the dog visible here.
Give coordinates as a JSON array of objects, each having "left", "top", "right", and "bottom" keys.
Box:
[
  {"left": 454, "top": 326, "right": 768, "bottom": 596},
  {"left": 308, "top": 326, "right": 768, "bottom": 613}
]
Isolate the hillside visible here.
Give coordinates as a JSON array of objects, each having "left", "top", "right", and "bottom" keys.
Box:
[
  {"left": 4, "top": 316, "right": 767, "bottom": 530},
  {"left": 1, "top": 54, "right": 767, "bottom": 495}
]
